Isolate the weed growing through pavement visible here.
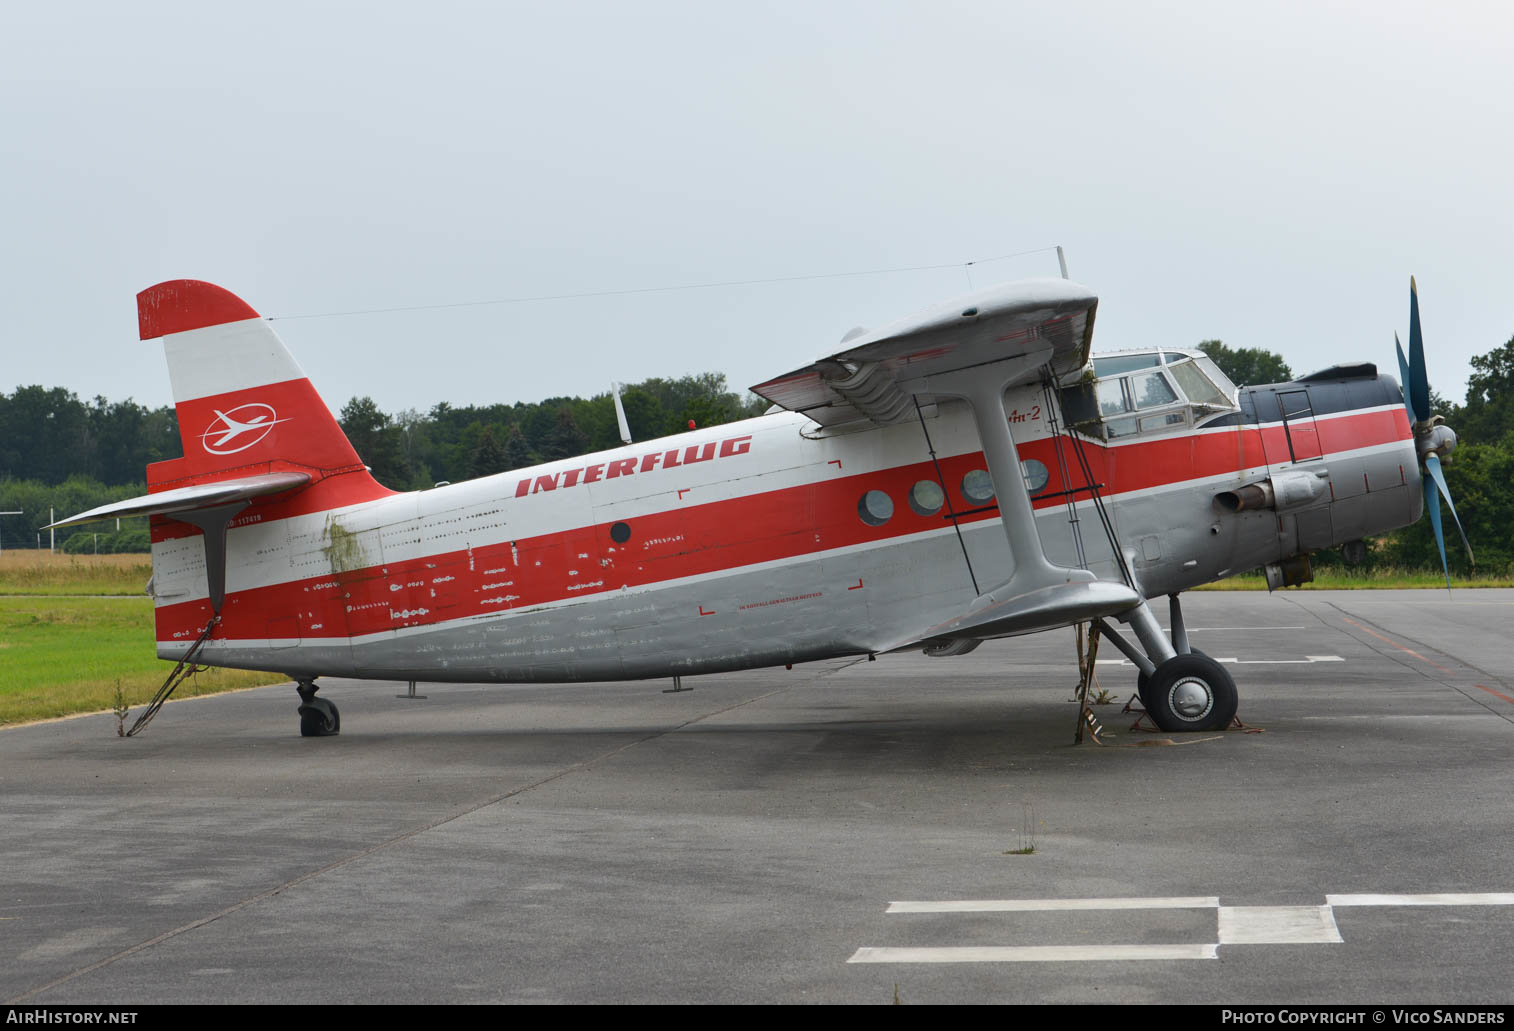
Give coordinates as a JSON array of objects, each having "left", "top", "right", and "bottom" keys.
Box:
[
  {"left": 1004, "top": 800, "right": 1037, "bottom": 855},
  {"left": 112, "top": 679, "right": 128, "bottom": 737}
]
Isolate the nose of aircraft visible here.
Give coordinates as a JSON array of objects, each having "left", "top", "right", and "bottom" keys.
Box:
[{"left": 1416, "top": 421, "right": 1458, "bottom": 461}]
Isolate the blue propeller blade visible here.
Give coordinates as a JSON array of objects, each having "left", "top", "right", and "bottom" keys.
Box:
[
  {"left": 1394, "top": 332, "right": 1415, "bottom": 421},
  {"left": 1408, "top": 276, "right": 1431, "bottom": 422},
  {"left": 1423, "top": 466, "right": 1450, "bottom": 589},
  {"left": 1424, "top": 452, "right": 1474, "bottom": 565},
  {"left": 1396, "top": 278, "right": 1472, "bottom": 588}
]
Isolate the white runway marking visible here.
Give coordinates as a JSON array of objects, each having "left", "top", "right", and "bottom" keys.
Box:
[
  {"left": 1168, "top": 627, "right": 1310, "bottom": 632},
  {"left": 1095, "top": 655, "right": 1343, "bottom": 666},
  {"left": 887, "top": 897, "right": 1218, "bottom": 913},
  {"left": 854, "top": 892, "right": 1514, "bottom": 964},
  {"left": 1326, "top": 893, "right": 1514, "bottom": 907},
  {"left": 848, "top": 944, "right": 1218, "bottom": 964},
  {"left": 1218, "top": 906, "right": 1343, "bottom": 945}
]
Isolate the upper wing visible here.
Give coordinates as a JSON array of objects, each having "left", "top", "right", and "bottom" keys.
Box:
[{"left": 751, "top": 278, "right": 1098, "bottom": 427}]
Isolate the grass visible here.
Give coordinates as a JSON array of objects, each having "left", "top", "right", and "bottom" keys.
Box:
[
  {"left": 1194, "top": 566, "right": 1514, "bottom": 590},
  {"left": 0, "top": 552, "right": 154, "bottom": 596},
  {"left": 0, "top": 596, "right": 287, "bottom": 727}
]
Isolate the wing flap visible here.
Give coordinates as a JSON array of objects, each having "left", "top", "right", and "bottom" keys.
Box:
[{"left": 45, "top": 471, "right": 312, "bottom": 529}]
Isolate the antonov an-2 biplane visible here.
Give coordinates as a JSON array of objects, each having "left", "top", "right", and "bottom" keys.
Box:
[{"left": 52, "top": 276, "right": 1467, "bottom": 736}]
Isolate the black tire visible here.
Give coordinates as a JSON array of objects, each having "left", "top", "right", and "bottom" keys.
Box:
[
  {"left": 1137, "top": 648, "right": 1211, "bottom": 709},
  {"left": 298, "top": 698, "right": 340, "bottom": 737},
  {"left": 1144, "top": 653, "right": 1237, "bottom": 732}
]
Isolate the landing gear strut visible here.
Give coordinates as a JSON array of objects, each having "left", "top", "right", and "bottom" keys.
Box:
[
  {"left": 296, "top": 678, "right": 340, "bottom": 737},
  {"left": 1098, "top": 594, "right": 1238, "bottom": 732}
]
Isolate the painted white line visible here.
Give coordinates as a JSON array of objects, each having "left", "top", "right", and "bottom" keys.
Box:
[
  {"left": 848, "top": 944, "right": 1218, "bottom": 964},
  {"left": 1326, "top": 893, "right": 1514, "bottom": 907},
  {"left": 1180, "top": 627, "right": 1310, "bottom": 632},
  {"left": 1231, "top": 657, "right": 1340, "bottom": 665},
  {"left": 1095, "top": 656, "right": 1342, "bottom": 666},
  {"left": 1217, "top": 906, "right": 1342, "bottom": 945},
  {"left": 886, "top": 897, "right": 1219, "bottom": 913}
]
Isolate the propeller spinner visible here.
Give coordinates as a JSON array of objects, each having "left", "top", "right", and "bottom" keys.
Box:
[{"left": 1394, "top": 277, "right": 1474, "bottom": 586}]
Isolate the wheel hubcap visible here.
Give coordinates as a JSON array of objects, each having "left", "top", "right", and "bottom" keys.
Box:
[{"left": 1170, "top": 677, "right": 1213, "bottom": 720}]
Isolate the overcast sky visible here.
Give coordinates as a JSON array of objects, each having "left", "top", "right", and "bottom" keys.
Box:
[{"left": 4, "top": 0, "right": 1510, "bottom": 418}]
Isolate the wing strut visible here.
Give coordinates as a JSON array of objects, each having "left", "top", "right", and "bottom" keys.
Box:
[
  {"left": 925, "top": 354, "right": 1091, "bottom": 591},
  {"left": 890, "top": 355, "right": 1173, "bottom": 658},
  {"left": 1038, "top": 376, "right": 1088, "bottom": 570},
  {"left": 912, "top": 395, "right": 979, "bottom": 595}
]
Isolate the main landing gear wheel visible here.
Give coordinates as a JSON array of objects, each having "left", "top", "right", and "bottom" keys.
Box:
[
  {"left": 296, "top": 679, "right": 340, "bottom": 737},
  {"left": 1137, "top": 648, "right": 1213, "bottom": 709},
  {"left": 1143, "top": 653, "right": 1237, "bottom": 733}
]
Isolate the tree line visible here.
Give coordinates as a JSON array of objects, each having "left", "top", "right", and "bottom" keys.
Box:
[
  {"left": 339, "top": 372, "right": 768, "bottom": 492},
  {"left": 3, "top": 339, "right": 1511, "bottom": 572},
  {"left": 0, "top": 373, "right": 766, "bottom": 552}
]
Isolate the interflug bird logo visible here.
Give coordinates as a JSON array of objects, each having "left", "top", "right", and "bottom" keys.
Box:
[{"left": 200, "top": 403, "right": 290, "bottom": 455}]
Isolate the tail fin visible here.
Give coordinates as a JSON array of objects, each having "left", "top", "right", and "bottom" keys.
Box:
[{"left": 139, "top": 280, "right": 390, "bottom": 505}]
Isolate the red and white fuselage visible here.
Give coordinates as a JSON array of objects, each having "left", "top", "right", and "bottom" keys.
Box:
[{"left": 121, "top": 281, "right": 1419, "bottom": 684}]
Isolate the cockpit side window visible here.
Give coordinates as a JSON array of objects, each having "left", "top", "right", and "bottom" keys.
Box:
[
  {"left": 1069, "top": 349, "right": 1241, "bottom": 441},
  {"left": 1095, "top": 378, "right": 1129, "bottom": 416},
  {"left": 1130, "top": 370, "right": 1178, "bottom": 409}
]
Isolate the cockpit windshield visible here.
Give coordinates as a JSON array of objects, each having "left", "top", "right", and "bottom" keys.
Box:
[{"left": 1066, "top": 349, "right": 1239, "bottom": 440}]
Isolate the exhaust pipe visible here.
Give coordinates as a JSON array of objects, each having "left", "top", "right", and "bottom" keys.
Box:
[{"left": 1215, "top": 469, "right": 1329, "bottom": 513}]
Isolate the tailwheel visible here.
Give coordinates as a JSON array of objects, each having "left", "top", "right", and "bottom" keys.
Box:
[
  {"left": 1144, "top": 654, "right": 1236, "bottom": 732},
  {"left": 296, "top": 678, "right": 340, "bottom": 737}
]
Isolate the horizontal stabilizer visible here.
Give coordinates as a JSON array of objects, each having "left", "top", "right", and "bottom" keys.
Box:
[{"left": 45, "top": 471, "right": 311, "bottom": 529}]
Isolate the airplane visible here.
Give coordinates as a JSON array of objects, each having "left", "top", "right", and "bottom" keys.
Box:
[{"left": 50, "top": 275, "right": 1468, "bottom": 737}]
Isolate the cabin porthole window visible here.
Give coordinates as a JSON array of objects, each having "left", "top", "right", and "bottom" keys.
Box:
[
  {"left": 1020, "top": 459, "right": 1049, "bottom": 495},
  {"left": 909, "top": 480, "right": 944, "bottom": 516},
  {"left": 858, "top": 490, "right": 894, "bottom": 527},
  {"left": 961, "top": 469, "right": 996, "bottom": 506},
  {"left": 609, "top": 521, "right": 632, "bottom": 543}
]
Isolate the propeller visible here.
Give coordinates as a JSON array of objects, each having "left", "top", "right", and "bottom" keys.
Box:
[{"left": 1394, "top": 276, "right": 1474, "bottom": 587}]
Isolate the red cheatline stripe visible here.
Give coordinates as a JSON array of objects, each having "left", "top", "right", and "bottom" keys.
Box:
[
  {"left": 1474, "top": 684, "right": 1514, "bottom": 706},
  {"left": 1342, "top": 619, "right": 1514, "bottom": 707},
  {"left": 154, "top": 409, "right": 1411, "bottom": 643},
  {"left": 1343, "top": 617, "right": 1455, "bottom": 675}
]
